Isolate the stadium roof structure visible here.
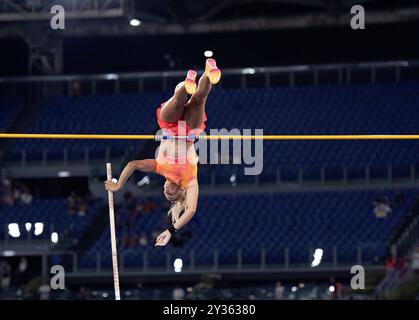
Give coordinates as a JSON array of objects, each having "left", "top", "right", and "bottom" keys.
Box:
[
  {"left": 0, "top": 0, "right": 418, "bottom": 37},
  {"left": 1, "top": 0, "right": 418, "bottom": 75}
]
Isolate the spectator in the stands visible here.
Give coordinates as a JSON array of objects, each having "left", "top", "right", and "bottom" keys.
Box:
[
  {"left": 13, "top": 181, "right": 23, "bottom": 201},
  {"left": 38, "top": 280, "right": 51, "bottom": 300},
  {"left": 67, "top": 191, "right": 78, "bottom": 215},
  {"left": 130, "top": 233, "right": 139, "bottom": 248},
  {"left": 172, "top": 285, "right": 185, "bottom": 300},
  {"left": 385, "top": 256, "right": 396, "bottom": 272},
  {"left": 67, "top": 191, "right": 90, "bottom": 217},
  {"left": 139, "top": 233, "right": 148, "bottom": 247},
  {"left": 373, "top": 196, "right": 392, "bottom": 218},
  {"left": 2, "top": 190, "right": 14, "bottom": 206},
  {"left": 0, "top": 260, "right": 11, "bottom": 292},
  {"left": 274, "top": 281, "right": 285, "bottom": 300},
  {"left": 78, "top": 202, "right": 88, "bottom": 217},
  {"left": 134, "top": 202, "right": 144, "bottom": 216},
  {"left": 16, "top": 257, "right": 28, "bottom": 285},
  {"left": 70, "top": 81, "right": 81, "bottom": 97},
  {"left": 20, "top": 187, "right": 33, "bottom": 205},
  {"left": 122, "top": 234, "right": 130, "bottom": 249},
  {"left": 0, "top": 180, "right": 33, "bottom": 206},
  {"left": 143, "top": 197, "right": 157, "bottom": 214},
  {"left": 77, "top": 286, "right": 87, "bottom": 300},
  {"left": 329, "top": 277, "right": 344, "bottom": 300},
  {"left": 1, "top": 179, "right": 15, "bottom": 206}
]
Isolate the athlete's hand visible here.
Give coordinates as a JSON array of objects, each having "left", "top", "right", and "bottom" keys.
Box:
[
  {"left": 155, "top": 230, "right": 171, "bottom": 246},
  {"left": 104, "top": 180, "right": 121, "bottom": 192}
]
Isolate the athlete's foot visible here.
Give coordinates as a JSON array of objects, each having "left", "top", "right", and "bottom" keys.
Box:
[
  {"left": 205, "top": 58, "right": 221, "bottom": 85},
  {"left": 184, "top": 70, "right": 197, "bottom": 95}
]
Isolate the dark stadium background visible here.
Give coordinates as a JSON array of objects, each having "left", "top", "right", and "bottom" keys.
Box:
[{"left": 0, "top": 0, "right": 418, "bottom": 300}]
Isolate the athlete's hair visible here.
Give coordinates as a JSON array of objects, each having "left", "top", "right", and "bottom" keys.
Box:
[{"left": 168, "top": 191, "right": 186, "bottom": 223}]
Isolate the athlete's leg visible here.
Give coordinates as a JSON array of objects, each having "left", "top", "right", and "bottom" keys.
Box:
[
  {"left": 159, "top": 71, "right": 197, "bottom": 122},
  {"left": 184, "top": 73, "right": 212, "bottom": 129},
  {"left": 185, "top": 59, "right": 221, "bottom": 129}
]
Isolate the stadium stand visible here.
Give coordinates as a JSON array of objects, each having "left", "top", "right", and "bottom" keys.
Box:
[
  {"left": 78, "top": 189, "right": 414, "bottom": 269},
  {"left": 0, "top": 197, "right": 103, "bottom": 242},
  {"left": 0, "top": 96, "right": 21, "bottom": 132},
  {"left": 6, "top": 82, "right": 419, "bottom": 183}
]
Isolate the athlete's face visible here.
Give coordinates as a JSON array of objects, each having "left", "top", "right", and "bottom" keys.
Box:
[{"left": 164, "top": 180, "right": 182, "bottom": 201}]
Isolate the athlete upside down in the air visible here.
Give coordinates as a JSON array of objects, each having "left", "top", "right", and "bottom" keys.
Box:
[{"left": 104, "top": 58, "right": 221, "bottom": 246}]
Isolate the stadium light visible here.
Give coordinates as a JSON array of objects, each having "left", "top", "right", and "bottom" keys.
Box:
[
  {"left": 137, "top": 175, "right": 150, "bottom": 188},
  {"left": 174, "top": 258, "right": 183, "bottom": 272},
  {"left": 34, "top": 222, "right": 44, "bottom": 236},
  {"left": 130, "top": 19, "right": 141, "bottom": 27},
  {"left": 204, "top": 50, "right": 213, "bottom": 58},
  {"left": 241, "top": 68, "right": 256, "bottom": 75},
  {"left": 311, "top": 248, "right": 323, "bottom": 267},
  {"left": 105, "top": 73, "right": 119, "bottom": 80},
  {"left": 25, "top": 222, "right": 32, "bottom": 232},
  {"left": 58, "top": 171, "right": 70, "bottom": 177},
  {"left": 8, "top": 223, "right": 20, "bottom": 238},
  {"left": 2, "top": 250, "right": 16, "bottom": 257},
  {"left": 51, "top": 232, "right": 59, "bottom": 244}
]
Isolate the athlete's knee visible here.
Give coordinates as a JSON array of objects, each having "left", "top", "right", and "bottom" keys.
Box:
[
  {"left": 190, "top": 93, "right": 207, "bottom": 106},
  {"left": 172, "top": 82, "right": 188, "bottom": 106},
  {"left": 163, "top": 95, "right": 184, "bottom": 111}
]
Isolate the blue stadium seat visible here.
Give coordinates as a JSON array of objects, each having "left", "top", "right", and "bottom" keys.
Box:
[
  {"left": 77, "top": 188, "right": 415, "bottom": 268},
  {"left": 0, "top": 96, "right": 21, "bottom": 131}
]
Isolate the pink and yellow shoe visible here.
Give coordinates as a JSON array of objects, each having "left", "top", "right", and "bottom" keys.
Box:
[
  {"left": 205, "top": 58, "right": 221, "bottom": 85},
  {"left": 184, "top": 70, "right": 197, "bottom": 95}
]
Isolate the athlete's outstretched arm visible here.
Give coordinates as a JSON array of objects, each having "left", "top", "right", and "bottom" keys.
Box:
[
  {"left": 104, "top": 159, "right": 156, "bottom": 192},
  {"left": 155, "top": 180, "right": 199, "bottom": 246}
]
